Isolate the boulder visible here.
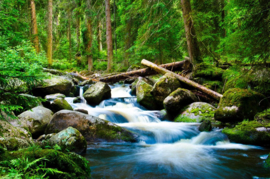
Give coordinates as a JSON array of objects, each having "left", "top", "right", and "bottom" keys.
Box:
[
  {"left": 10, "top": 106, "right": 53, "bottom": 138},
  {"left": 151, "top": 73, "right": 181, "bottom": 108},
  {"left": 33, "top": 76, "right": 73, "bottom": 97},
  {"left": 214, "top": 88, "right": 269, "bottom": 123},
  {"left": 46, "top": 127, "right": 87, "bottom": 154},
  {"left": 83, "top": 82, "right": 111, "bottom": 105},
  {"left": 175, "top": 102, "right": 216, "bottom": 122},
  {"left": 45, "top": 110, "right": 137, "bottom": 142},
  {"left": 198, "top": 120, "right": 212, "bottom": 132},
  {"left": 3, "top": 78, "right": 28, "bottom": 93},
  {"left": 0, "top": 137, "right": 31, "bottom": 151},
  {"left": 164, "top": 88, "right": 198, "bottom": 116},
  {"left": 79, "top": 79, "right": 94, "bottom": 86},
  {"left": 222, "top": 120, "right": 270, "bottom": 147},
  {"left": 45, "top": 93, "right": 66, "bottom": 101},
  {"left": 50, "top": 98, "right": 73, "bottom": 113},
  {"left": 130, "top": 79, "right": 138, "bottom": 95},
  {"left": 73, "top": 97, "right": 82, "bottom": 103},
  {"left": 192, "top": 62, "right": 224, "bottom": 80},
  {"left": 136, "top": 78, "right": 156, "bottom": 109},
  {"left": 74, "top": 109, "right": 88, "bottom": 114}
]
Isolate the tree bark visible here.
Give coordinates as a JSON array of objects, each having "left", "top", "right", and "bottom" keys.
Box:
[
  {"left": 76, "top": 16, "right": 81, "bottom": 53},
  {"left": 67, "top": 10, "right": 72, "bottom": 61},
  {"left": 114, "top": 0, "right": 117, "bottom": 55},
  {"left": 141, "top": 59, "right": 223, "bottom": 100},
  {"left": 105, "top": 0, "right": 113, "bottom": 71},
  {"left": 47, "top": 0, "right": 53, "bottom": 66},
  {"left": 99, "top": 60, "right": 188, "bottom": 83},
  {"left": 86, "top": 0, "right": 93, "bottom": 72},
  {"left": 181, "top": 0, "right": 202, "bottom": 65},
  {"left": 97, "top": 14, "right": 103, "bottom": 51},
  {"left": 30, "top": 0, "right": 40, "bottom": 53}
]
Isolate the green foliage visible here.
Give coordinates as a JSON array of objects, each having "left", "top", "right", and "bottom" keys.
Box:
[
  {"left": 175, "top": 115, "right": 197, "bottom": 123},
  {"left": 0, "top": 41, "right": 46, "bottom": 119}
]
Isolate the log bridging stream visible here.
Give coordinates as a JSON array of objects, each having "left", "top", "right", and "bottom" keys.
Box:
[{"left": 141, "top": 59, "right": 223, "bottom": 100}]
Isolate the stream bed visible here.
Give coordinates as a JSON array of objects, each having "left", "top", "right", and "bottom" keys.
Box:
[{"left": 66, "top": 84, "right": 270, "bottom": 179}]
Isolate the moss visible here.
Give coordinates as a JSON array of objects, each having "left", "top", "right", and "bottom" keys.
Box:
[
  {"left": 255, "top": 108, "right": 270, "bottom": 123},
  {"left": 215, "top": 88, "right": 269, "bottom": 123},
  {"left": 222, "top": 120, "right": 270, "bottom": 146},
  {"left": 94, "top": 122, "right": 136, "bottom": 142},
  {"left": 193, "top": 62, "right": 224, "bottom": 80},
  {"left": 175, "top": 115, "right": 198, "bottom": 123},
  {"left": 51, "top": 98, "right": 73, "bottom": 112},
  {"left": 136, "top": 80, "right": 156, "bottom": 109},
  {"left": 3, "top": 149, "right": 91, "bottom": 179}
]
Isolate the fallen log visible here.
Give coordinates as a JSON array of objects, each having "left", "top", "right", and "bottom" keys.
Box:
[
  {"left": 141, "top": 59, "right": 223, "bottom": 100},
  {"left": 99, "top": 60, "right": 188, "bottom": 83}
]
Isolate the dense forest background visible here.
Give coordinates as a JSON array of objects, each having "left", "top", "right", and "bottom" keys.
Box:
[{"left": 0, "top": 0, "right": 269, "bottom": 73}]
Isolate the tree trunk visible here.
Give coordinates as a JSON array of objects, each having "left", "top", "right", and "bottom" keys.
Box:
[
  {"left": 105, "top": 0, "right": 113, "bottom": 71},
  {"left": 180, "top": 0, "right": 202, "bottom": 65},
  {"left": 124, "top": 18, "right": 132, "bottom": 67},
  {"left": 114, "top": 0, "right": 117, "bottom": 55},
  {"left": 141, "top": 59, "right": 223, "bottom": 100},
  {"left": 99, "top": 60, "right": 188, "bottom": 83},
  {"left": 67, "top": 10, "right": 72, "bottom": 61},
  {"left": 86, "top": 0, "right": 93, "bottom": 72},
  {"left": 30, "top": 0, "right": 40, "bottom": 53},
  {"left": 76, "top": 16, "right": 81, "bottom": 53},
  {"left": 97, "top": 14, "right": 103, "bottom": 51},
  {"left": 47, "top": 0, "right": 53, "bottom": 66}
]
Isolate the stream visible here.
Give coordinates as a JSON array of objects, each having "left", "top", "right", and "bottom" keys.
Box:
[{"left": 66, "top": 84, "right": 270, "bottom": 179}]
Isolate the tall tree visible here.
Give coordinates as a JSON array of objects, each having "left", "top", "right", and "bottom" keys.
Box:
[
  {"left": 85, "top": 0, "right": 93, "bottom": 72},
  {"left": 181, "top": 0, "right": 202, "bottom": 65},
  {"left": 97, "top": 14, "right": 103, "bottom": 52},
  {"left": 47, "top": 0, "right": 53, "bottom": 66},
  {"left": 30, "top": 0, "right": 40, "bottom": 53},
  {"left": 105, "top": 0, "right": 113, "bottom": 71}
]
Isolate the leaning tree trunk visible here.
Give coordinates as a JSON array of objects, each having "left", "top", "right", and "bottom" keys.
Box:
[
  {"left": 105, "top": 0, "right": 113, "bottom": 71},
  {"left": 181, "top": 0, "right": 202, "bottom": 65},
  {"left": 97, "top": 14, "right": 103, "bottom": 51},
  {"left": 47, "top": 0, "right": 53, "bottom": 66},
  {"left": 85, "top": 0, "right": 93, "bottom": 72},
  {"left": 30, "top": 0, "right": 40, "bottom": 53},
  {"left": 141, "top": 59, "right": 223, "bottom": 100}
]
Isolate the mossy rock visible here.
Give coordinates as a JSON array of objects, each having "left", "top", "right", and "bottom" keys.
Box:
[
  {"left": 193, "top": 78, "right": 223, "bottom": 94},
  {"left": 50, "top": 98, "right": 73, "bottom": 113},
  {"left": 224, "top": 67, "right": 270, "bottom": 96},
  {"left": 45, "top": 127, "right": 87, "bottom": 154},
  {"left": 45, "top": 93, "right": 66, "bottom": 101},
  {"left": 175, "top": 102, "right": 216, "bottom": 122},
  {"left": 255, "top": 108, "right": 270, "bottom": 124},
  {"left": 215, "top": 88, "right": 269, "bottom": 123},
  {"left": 45, "top": 110, "right": 138, "bottom": 142},
  {"left": 0, "top": 149, "right": 91, "bottom": 179},
  {"left": 83, "top": 82, "right": 111, "bottom": 105},
  {"left": 136, "top": 78, "right": 157, "bottom": 110},
  {"left": 0, "top": 137, "right": 32, "bottom": 151},
  {"left": 10, "top": 106, "right": 53, "bottom": 139},
  {"left": 33, "top": 76, "right": 73, "bottom": 97},
  {"left": 79, "top": 79, "right": 94, "bottom": 86},
  {"left": 3, "top": 78, "right": 28, "bottom": 93},
  {"left": 151, "top": 73, "right": 181, "bottom": 109},
  {"left": 164, "top": 88, "right": 198, "bottom": 117},
  {"left": 193, "top": 62, "right": 224, "bottom": 80},
  {"left": 198, "top": 120, "right": 212, "bottom": 132},
  {"left": 131, "top": 79, "right": 138, "bottom": 95},
  {"left": 222, "top": 120, "right": 270, "bottom": 147}
]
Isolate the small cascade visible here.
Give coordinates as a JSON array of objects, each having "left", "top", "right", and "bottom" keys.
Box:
[{"left": 79, "top": 86, "right": 87, "bottom": 104}]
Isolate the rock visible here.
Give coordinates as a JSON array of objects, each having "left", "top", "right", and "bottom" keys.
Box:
[
  {"left": 136, "top": 78, "right": 156, "bottom": 109},
  {"left": 83, "top": 82, "right": 111, "bottom": 105},
  {"left": 74, "top": 109, "right": 88, "bottom": 114},
  {"left": 124, "top": 77, "right": 136, "bottom": 84},
  {"left": 50, "top": 98, "right": 73, "bottom": 113},
  {"left": 175, "top": 102, "right": 216, "bottom": 122},
  {"left": 3, "top": 78, "right": 28, "bottom": 93},
  {"left": 164, "top": 88, "right": 198, "bottom": 116},
  {"left": 73, "top": 97, "right": 82, "bottom": 103},
  {"left": 214, "top": 88, "right": 269, "bottom": 123},
  {"left": 2, "top": 149, "right": 91, "bottom": 178},
  {"left": 193, "top": 62, "right": 224, "bottom": 80},
  {"left": 45, "top": 110, "right": 137, "bottom": 142},
  {"left": 45, "top": 93, "right": 66, "bottom": 101},
  {"left": 33, "top": 76, "right": 73, "bottom": 97},
  {"left": 17, "top": 94, "right": 41, "bottom": 113},
  {"left": 72, "top": 78, "right": 80, "bottom": 85},
  {"left": 0, "top": 137, "right": 31, "bottom": 151},
  {"left": 151, "top": 73, "right": 181, "bottom": 108},
  {"left": 10, "top": 106, "right": 53, "bottom": 138},
  {"left": 254, "top": 108, "right": 270, "bottom": 123},
  {"left": 130, "top": 79, "right": 138, "bottom": 95},
  {"left": 0, "top": 120, "right": 32, "bottom": 143},
  {"left": 222, "top": 120, "right": 270, "bottom": 147},
  {"left": 79, "top": 79, "right": 94, "bottom": 86},
  {"left": 198, "top": 120, "right": 212, "bottom": 132},
  {"left": 46, "top": 127, "right": 87, "bottom": 154}
]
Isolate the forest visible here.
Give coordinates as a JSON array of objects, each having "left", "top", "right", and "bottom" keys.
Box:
[{"left": 0, "top": 0, "right": 270, "bottom": 178}]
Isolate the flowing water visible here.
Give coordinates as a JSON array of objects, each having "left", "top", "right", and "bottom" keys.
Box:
[{"left": 66, "top": 84, "right": 270, "bottom": 179}]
